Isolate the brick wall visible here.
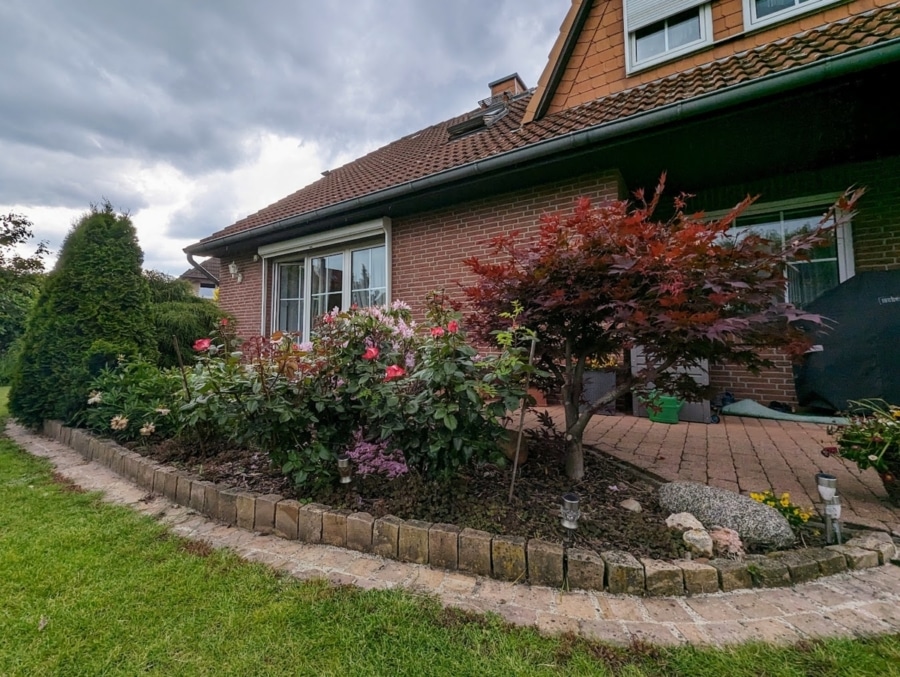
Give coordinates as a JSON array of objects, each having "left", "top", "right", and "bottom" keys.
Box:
[
  {"left": 218, "top": 253, "right": 265, "bottom": 336},
  {"left": 392, "top": 171, "right": 625, "bottom": 316},
  {"left": 544, "top": 0, "right": 882, "bottom": 116}
]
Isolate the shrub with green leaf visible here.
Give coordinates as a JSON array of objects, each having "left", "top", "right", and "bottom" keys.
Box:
[
  {"left": 145, "top": 270, "right": 225, "bottom": 368},
  {"left": 8, "top": 202, "right": 156, "bottom": 427},
  {"left": 180, "top": 297, "right": 531, "bottom": 488},
  {"left": 80, "top": 357, "right": 185, "bottom": 443}
]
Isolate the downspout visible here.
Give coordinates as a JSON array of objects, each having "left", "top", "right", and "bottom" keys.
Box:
[{"left": 185, "top": 252, "right": 219, "bottom": 285}]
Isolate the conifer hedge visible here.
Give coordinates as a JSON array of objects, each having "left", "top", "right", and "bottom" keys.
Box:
[{"left": 9, "top": 203, "right": 155, "bottom": 427}]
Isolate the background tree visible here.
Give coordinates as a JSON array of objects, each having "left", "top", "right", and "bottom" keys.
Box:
[
  {"left": 464, "top": 177, "right": 863, "bottom": 480},
  {"left": 144, "top": 270, "right": 225, "bottom": 368},
  {"left": 9, "top": 202, "right": 156, "bottom": 427},
  {"left": 0, "top": 212, "right": 48, "bottom": 383}
]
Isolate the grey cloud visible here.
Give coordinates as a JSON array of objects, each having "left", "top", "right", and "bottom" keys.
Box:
[{"left": 1, "top": 0, "right": 567, "bottom": 271}]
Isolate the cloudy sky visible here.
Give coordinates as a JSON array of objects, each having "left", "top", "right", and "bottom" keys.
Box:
[{"left": 1, "top": 0, "right": 567, "bottom": 276}]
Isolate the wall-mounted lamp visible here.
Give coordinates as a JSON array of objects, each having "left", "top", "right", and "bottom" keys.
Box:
[{"left": 228, "top": 260, "right": 243, "bottom": 284}]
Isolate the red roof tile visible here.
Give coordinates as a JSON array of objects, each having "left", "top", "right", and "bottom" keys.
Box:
[{"left": 198, "top": 5, "right": 900, "bottom": 246}]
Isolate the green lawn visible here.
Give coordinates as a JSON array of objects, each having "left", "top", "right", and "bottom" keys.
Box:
[
  {"left": 0, "top": 385, "right": 9, "bottom": 419},
  {"left": 1, "top": 421, "right": 899, "bottom": 675}
]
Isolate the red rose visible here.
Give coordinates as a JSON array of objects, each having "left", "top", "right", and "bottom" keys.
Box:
[
  {"left": 193, "top": 338, "right": 211, "bottom": 352},
  {"left": 384, "top": 365, "right": 406, "bottom": 381},
  {"left": 447, "top": 320, "right": 459, "bottom": 333},
  {"left": 362, "top": 346, "right": 379, "bottom": 360},
  {"left": 431, "top": 326, "right": 445, "bottom": 337},
  {"left": 219, "top": 317, "right": 229, "bottom": 326}
]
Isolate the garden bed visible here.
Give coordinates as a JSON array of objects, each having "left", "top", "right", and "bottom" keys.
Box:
[{"left": 131, "top": 426, "right": 826, "bottom": 561}]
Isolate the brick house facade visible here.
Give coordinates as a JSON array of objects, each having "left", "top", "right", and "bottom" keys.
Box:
[{"left": 188, "top": 0, "right": 900, "bottom": 412}]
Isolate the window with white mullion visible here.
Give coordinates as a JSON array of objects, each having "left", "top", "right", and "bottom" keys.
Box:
[
  {"left": 275, "top": 261, "right": 304, "bottom": 335},
  {"left": 728, "top": 206, "right": 852, "bottom": 306},
  {"left": 351, "top": 245, "right": 387, "bottom": 308},
  {"left": 743, "top": 0, "right": 840, "bottom": 30},
  {"left": 625, "top": 1, "right": 712, "bottom": 73}
]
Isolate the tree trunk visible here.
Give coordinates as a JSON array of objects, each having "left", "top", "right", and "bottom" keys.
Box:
[{"left": 565, "top": 435, "right": 584, "bottom": 481}]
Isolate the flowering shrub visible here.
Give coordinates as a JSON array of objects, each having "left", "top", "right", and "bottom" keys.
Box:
[
  {"left": 749, "top": 490, "right": 813, "bottom": 532},
  {"left": 178, "top": 295, "right": 532, "bottom": 488},
  {"left": 80, "top": 357, "right": 184, "bottom": 443},
  {"left": 824, "top": 399, "right": 900, "bottom": 478}
]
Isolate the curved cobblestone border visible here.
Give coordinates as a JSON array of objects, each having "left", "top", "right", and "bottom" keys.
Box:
[{"left": 45, "top": 421, "right": 899, "bottom": 597}]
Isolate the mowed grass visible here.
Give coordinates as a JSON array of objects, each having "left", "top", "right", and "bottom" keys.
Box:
[{"left": 1, "top": 400, "right": 899, "bottom": 675}]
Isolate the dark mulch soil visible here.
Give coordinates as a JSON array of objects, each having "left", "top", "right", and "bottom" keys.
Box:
[{"left": 131, "top": 427, "right": 826, "bottom": 560}]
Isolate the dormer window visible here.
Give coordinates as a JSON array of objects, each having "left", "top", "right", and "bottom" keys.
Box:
[
  {"left": 624, "top": 1, "right": 712, "bottom": 74},
  {"left": 743, "top": 0, "right": 841, "bottom": 29}
]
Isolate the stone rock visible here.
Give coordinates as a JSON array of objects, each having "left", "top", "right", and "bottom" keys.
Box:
[
  {"left": 658, "top": 481, "right": 795, "bottom": 549},
  {"left": 619, "top": 499, "right": 642, "bottom": 513},
  {"left": 682, "top": 529, "right": 714, "bottom": 558},
  {"left": 666, "top": 512, "right": 704, "bottom": 532},
  {"left": 709, "top": 527, "right": 745, "bottom": 559}
]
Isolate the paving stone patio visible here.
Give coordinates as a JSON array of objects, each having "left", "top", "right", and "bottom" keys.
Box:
[
  {"left": 568, "top": 409, "right": 900, "bottom": 536},
  {"left": 7, "top": 421, "right": 900, "bottom": 647}
]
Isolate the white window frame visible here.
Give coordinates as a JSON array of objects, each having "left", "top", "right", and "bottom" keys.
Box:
[
  {"left": 742, "top": 0, "right": 840, "bottom": 30},
  {"left": 625, "top": 2, "right": 713, "bottom": 74},
  {"left": 707, "top": 193, "right": 854, "bottom": 304},
  {"left": 258, "top": 218, "right": 391, "bottom": 339}
]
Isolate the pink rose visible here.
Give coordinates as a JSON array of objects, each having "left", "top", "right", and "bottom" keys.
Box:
[
  {"left": 384, "top": 365, "right": 406, "bottom": 381},
  {"left": 431, "top": 326, "right": 445, "bottom": 337},
  {"left": 193, "top": 338, "right": 211, "bottom": 351},
  {"left": 362, "top": 346, "right": 379, "bottom": 360},
  {"left": 447, "top": 320, "right": 459, "bottom": 334}
]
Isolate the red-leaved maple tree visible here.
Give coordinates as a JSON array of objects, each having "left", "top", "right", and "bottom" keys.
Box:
[{"left": 464, "top": 176, "right": 863, "bottom": 480}]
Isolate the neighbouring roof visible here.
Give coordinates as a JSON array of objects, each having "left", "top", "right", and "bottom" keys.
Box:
[
  {"left": 195, "top": 4, "right": 900, "bottom": 249},
  {"left": 179, "top": 257, "right": 220, "bottom": 283}
]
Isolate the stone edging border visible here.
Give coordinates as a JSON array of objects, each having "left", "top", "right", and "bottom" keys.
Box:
[{"left": 44, "top": 421, "right": 899, "bottom": 597}]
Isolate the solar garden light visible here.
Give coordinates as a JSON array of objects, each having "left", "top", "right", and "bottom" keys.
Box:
[
  {"left": 560, "top": 493, "right": 581, "bottom": 544},
  {"left": 816, "top": 472, "right": 842, "bottom": 544},
  {"left": 337, "top": 455, "right": 352, "bottom": 484}
]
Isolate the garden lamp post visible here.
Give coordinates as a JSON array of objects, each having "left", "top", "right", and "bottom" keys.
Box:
[
  {"left": 560, "top": 493, "right": 580, "bottom": 545},
  {"left": 337, "top": 455, "right": 352, "bottom": 484},
  {"left": 816, "top": 472, "right": 842, "bottom": 544}
]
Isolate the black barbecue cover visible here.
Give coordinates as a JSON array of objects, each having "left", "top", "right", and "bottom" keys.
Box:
[{"left": 794, "top": 270, "right": 900, "bottom": 412}]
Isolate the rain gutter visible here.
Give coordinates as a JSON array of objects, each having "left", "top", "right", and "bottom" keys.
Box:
[{"left": 185, "top": 38, "right": 900, "bottom": 258}]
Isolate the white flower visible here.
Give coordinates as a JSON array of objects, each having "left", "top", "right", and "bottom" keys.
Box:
[
  {"left": 154, "top": 407, "right": 170, "bottom": 416},
  {"left": 87, "top": 391, "right": 102, "bottom": 405},
  {"left": 110, "top": 415, "right": 129, "bottom": 431},
  {"left": 139, "top": 422, "right": 156, "bottom": 437}
]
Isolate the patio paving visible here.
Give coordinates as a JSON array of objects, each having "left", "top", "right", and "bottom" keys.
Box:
[{"left": 553, "top": 408, "right": 900, "bottom": 536}]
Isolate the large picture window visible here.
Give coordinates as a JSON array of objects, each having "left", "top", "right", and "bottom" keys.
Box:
[
  {"left": 273, "top": 243, "right": 387, "bottom": 338},
  {"left": 260, "top": 218, "right": 391, "bottom": 339},
  {"left": 725, "top": 197, "right": 854, "bottom": 307}
]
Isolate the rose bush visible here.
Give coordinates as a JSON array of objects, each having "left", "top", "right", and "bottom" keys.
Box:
[{"left": 173, "top": 295, "right": 532, "bottom": 488}]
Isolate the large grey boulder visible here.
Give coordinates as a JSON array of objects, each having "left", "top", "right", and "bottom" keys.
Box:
[{"left": 658, "top": 482, "right": 795, "bottom": 549}]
